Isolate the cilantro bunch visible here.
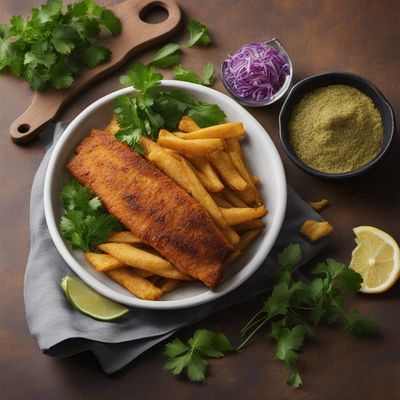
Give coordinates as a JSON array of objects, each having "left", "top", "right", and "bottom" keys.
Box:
[
  {"left": 59, "top": 180, "right": 120, "bottom": 252},
  {"left": 0, "top": 0, "right": 121, "bottom": 91},
  {"left": 163, "top": 244, "right": 379, "bottom": 388},
  {"left": 238, "top": 244, "right": 379, "bottom": 388},
  {"left": 113, "top": 62, "right": 226, "bottom": 153}
]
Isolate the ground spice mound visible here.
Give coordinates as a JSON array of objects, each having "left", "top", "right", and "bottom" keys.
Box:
[{"left": 288, "top": 85, "right": 383, "bottom": 173}]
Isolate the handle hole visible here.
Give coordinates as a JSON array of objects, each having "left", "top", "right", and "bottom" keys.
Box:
[
  {"left": 18, "top": 124, "right": 31, "bottom": 134},
  {"left": 140, "top": 2, "right": 169, "bottom": 24}
]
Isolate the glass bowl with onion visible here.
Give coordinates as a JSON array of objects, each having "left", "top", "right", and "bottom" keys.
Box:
[{"left": 221, "top": 38, "right": 293, "bottom": 107}]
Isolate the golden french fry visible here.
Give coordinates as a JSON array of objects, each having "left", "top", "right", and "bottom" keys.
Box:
[
  {"left": 180, "top": 158, "right": 240, "bottom": 245},
  {"left": 175, "top": 122, "right": 245, "bottom": 140},
  {"left": 106, "top": 268, "right": 163, "bottom": 300},
  {"left": 163, "top": 148, "right": 182, "bottom": 160},
  {"left": 234, "top": 219, "right": 265, "bottom": 233},
  {"left": 84, "top": 252, "right": 124, "bottom": 272},
  {"left": 227, "top": 248, "right": 242, "bottom": 263},
  {"left": 211, "top": 193, "right": 234, "bottom": 208},
  {"left": 300, "top": 220, "right": 333, "bottom": 242},
  {"left": 309, "top": 199, "right": 329, "bottom": 211},
  {"left": 108, "top": 231, "right": 142, "bottom": 244},
  {"left": 237, "top": 229, "right": 263, "bottom": 251},
  {"left": 190, "top": 157, "right": 224, "bottom": 192},
  {"left": 179, "top": 116, "right": 200, "bottom": 132},
  {"left": 105, "top": 116, "right": 120, "bottom": 135},
  {"left": 159, "top": 279, "right": 182, "bottom": 294},
  {"left": 98, "top": 243, "right": 191, "bottom": 280},
  {"left": 222, "top": 187, "right": 248, "bottom": 208},
  {"left": 228, "top": 150, "right": 260, "bottom": 205},
  {"left": 219, "top": 205, "right": 268, "bottom": 226},
  {"left": 186, "top": 160, "right": 220, "bottom": 193},
  {"left": 145, "top": 142, "right": 240, "bottom": 245},
  {"left": 208, "top": 151, "right": 248, "bottom": 191},
  {"left": 158, "top": 129, "right": 224, "bottom": 156},
  {"left": 252, "top": 175, "right": 261, "bottom": 185}
]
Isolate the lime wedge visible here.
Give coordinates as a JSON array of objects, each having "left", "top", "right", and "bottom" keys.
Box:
[{"left": 61, "top": 276, "right": 129, "bottom": 321}]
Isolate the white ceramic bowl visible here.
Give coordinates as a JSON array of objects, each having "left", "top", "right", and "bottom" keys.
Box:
[{"left": 44, "top": 81, "right": 286, "bottom": 310}]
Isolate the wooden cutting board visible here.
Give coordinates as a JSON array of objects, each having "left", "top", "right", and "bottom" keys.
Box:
[{"left": 10, "top": 0, "right": 181, "bottom": 144}]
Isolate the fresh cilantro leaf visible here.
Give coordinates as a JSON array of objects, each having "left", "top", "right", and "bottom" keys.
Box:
[
  {"left": 164, "top": 338, "right": 188, "bottom": 358},
  {"left": 100, "top": 9, "right": 122, "bottom": 36},
  {"left": 173, "top": 65, "right": 202, "bottom": 84},
  {"left": 312, "top": 258, "right": 345, "bottom": 279},
  {"left": 59, "top": 179, "right": 120, "bottom": 251},
  {"left": 119, "top": 62, "right": 162, "bottom": 93},
  {"left": 202, "top": 61, "right": 215, "bottom": 86},
  {"left": 264, "top": 282, "right": 291, "bottom": 318},
  {"left": 344, "top": 311, "right": 379, "bottom": 337},
  {"left": 185, "top": 20, "right": 211, "bottom": 47},
  {"left": 278, "top": 243, "right": 302, "bottom": 270},
  {"left": 80, "top": 44, "right": 110, "bottom": 68},
  {"left": 337, "top": 268, "right": 363, "bottom": 293},
  {"left": 287, "top": 368, "right": 303, "bottom": 388},
  {"left": 150, "top": 43, "right": 181, "bottom": 68},
  {"left": 163, "top": 329, "right": 233, "bottom": 382},
  {"left": 173, "top": 63, "right": 215, "bottom": 87},
  {"left": 187, "top": 102, "right": 226, "bottom": 128}
]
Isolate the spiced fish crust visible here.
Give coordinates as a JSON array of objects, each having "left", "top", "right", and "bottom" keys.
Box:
[{"left": 67, "top": 129, "right": 234, "bottom": 288}]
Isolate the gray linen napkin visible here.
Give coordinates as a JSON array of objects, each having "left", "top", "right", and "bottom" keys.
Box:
[{"left": 24, "top": 123, "right": 325, "bottom": 374}]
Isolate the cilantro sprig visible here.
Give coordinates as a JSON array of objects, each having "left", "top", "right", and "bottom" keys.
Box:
[
  {"left": 149, "top": 20, "right": 212, "bottom": 68},
  {"left": 0, "top": 0, "right": 121, "bottom": 91},
  {"left": 59, "top": 180, "right": 120, "bottom": 252},
  {"left": 113, "top": 62, "right": 225, "bottom": 152},
  {"left": 238, "top": 244, "right": 379, "bottom": 388},
  {"left": 163, "top": 329, "right": 233, "bottom": 382},
  {"left": 174, "top": 62, "right": 215, "bottom": 86}
]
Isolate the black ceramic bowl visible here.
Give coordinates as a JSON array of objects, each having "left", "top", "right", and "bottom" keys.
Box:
[{"left": 279, "top": 72, "right": 396, "bottom": 179}]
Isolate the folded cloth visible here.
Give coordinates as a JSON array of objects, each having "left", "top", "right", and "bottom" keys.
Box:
[{"left": 24, "top": 123, "right": 325, "bottom": 374}]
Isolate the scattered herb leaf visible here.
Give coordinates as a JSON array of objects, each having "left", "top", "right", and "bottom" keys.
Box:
[
  {"left": 149, "top": 43, "right": 181, "bottom": 68},
  {"left": 173, "top": 62, "right": 215, "bottom": 86},
  {"left": 164, "top": 329, "right": 233, "bottom": 382},
  {"left": 184, "top": 20, "right": 211, "bottom": 47}
]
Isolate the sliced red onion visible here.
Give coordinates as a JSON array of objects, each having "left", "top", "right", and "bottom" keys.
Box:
[{"left": 223, "top": 43, "right": 289, "bottom": 102}]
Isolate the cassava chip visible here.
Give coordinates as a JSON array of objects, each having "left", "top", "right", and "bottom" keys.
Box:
[
  {"left": 309, "top": 199, "right": 329, "bottom": 211},
  {"left": 300, "top": 220, "right": 333, "bottom": 242}
]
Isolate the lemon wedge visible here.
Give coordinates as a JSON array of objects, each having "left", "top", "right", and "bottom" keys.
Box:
[{"left": 350, "top": 226, "right": 400, "bottom": 293}]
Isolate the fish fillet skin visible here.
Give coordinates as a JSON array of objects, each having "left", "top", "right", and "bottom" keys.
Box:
[{"left": 67, "top": 129, "right": 234, "bottom": 288}]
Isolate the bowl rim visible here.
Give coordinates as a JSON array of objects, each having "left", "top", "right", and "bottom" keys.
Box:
[
  {"left": 44, "top": 80, "right": 287, "bottom": 310},
  {"left": 279, "top": 71, "right": 396, "bottom": 179}
]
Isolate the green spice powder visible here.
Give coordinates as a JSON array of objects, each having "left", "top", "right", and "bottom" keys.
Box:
[{"left": 288, "top": 85, "right": 384, "bottom": 173}]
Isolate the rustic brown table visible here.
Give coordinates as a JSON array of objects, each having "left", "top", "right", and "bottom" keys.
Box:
[{"left": 1, "top": 0, "right": 399, "bottom": 398}]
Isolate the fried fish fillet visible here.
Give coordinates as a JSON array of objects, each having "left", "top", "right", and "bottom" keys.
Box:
[{"left": 67, "top": 129, "right": 234, "bottom": 288}]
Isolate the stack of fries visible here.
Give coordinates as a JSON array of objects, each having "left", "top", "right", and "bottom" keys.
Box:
[{"left": 84, "top": 116, "right": 267, "bottom": 300}]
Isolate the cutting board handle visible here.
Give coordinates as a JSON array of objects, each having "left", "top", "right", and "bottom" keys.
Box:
[{"left": 10, "top": 0, "right": 181, "bottom": 144}]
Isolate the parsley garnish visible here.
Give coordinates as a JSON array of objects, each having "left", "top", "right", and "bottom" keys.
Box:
[
  {"left": 173, "top": 62, "right": 215, "bottom": 86},
  {"left": 238, "top": 244, "right": 379, "bottom": 388},
  {"left": 0, "top": 0, "right": 121, "bottom": 91},
  {"left": 113, "top": 62, "right": 225, "bottom": 152},
  {"left": 59, "top": 180, "right": 120, "bottom": 252},
  {"left": 163, "top": 329, "right": 233, "bottom": 382}
]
